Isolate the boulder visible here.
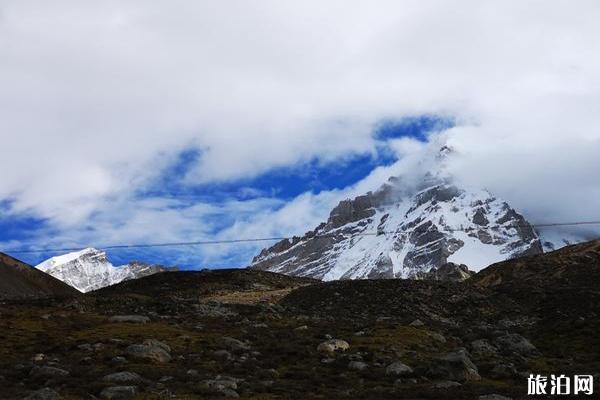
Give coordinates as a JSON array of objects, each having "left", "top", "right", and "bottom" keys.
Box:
[
  {"left": 29, "top": 366, "right": 70, "bottom": 379},
  {"left": 470, "top": 339, "right": 498, "bottom": 358},
  {"left": 126, "top": 339, "right": 171, "bottom": 363},
  {"left": 219, "top": 337, "right": 251, "bottom": 353},
  {"left": 24, "top": 388, "right": 62, "bottom": 400},
  {"left": 100, "top": 386, "right": 138, "bottom": 400},
  {"left": 317, "top": 339, "right": 350, "bottom": 355},
  {"left": 385, "top": 361, "right": 414, "bottom": 377},
  {"left": 494, "top": 333, "right": 537, "bottom": 356},
  {"left": 428, "top": 349, "right": 481, "bottom": 382},
  {"left": 348, "top": 361, "right": 368, "bottom": 371},
  {"left": 202, "top": 377, "right": 240, "bottom": 398}
]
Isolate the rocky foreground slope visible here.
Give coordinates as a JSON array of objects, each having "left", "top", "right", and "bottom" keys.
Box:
[{"left": 1, "top": 241, "right": 598, "bottom": 399}]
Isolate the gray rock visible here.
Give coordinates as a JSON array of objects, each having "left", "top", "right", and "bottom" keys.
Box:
[
  {"left": 77, "top": 344, "right": 93, "bottom": 352},
  {"left": 428, "top": 349, "right": 481, "bottom": 382},
  {"left": 219, "top": 337, "right": 250, "bottom": 352},
  {"left": 433, "top": 380, "right": 462, "bottom": 388},
  {"left": 29, "top": 366, "right": 70, "bottom": 379},
  {"left": 100, "top": 386, "right": 138, "bottom": 400},
  {"left": 187, "top": 369, "right": 200, "bottom": 378},
  {"left": 385, "top": 361, "right": 414, "bottom": 377},
  {"left": 126, "top": 339, "right": 171, "bottom": 363},
  {"left": 471, "top": 339, "right": 498, "bottom": 357},
  {"left": 24, "top": 388, "right": 62, "bottom": 400},
  {"left": 111, "top": 356, "right": 127, "bottom": 365},
  {"left": 409, "top": 319, "right": 425, "bottom": 327},
  {"left": 428, "top": 332, "right": 447, "bottom": 343},
  {"left": 294, "top": 325, "right": 309, "bottom": 331},
  {"left": 494, "top": 333, "right": 537, "bottom": 356},
  {"left": 102, "top": 372, "right": 142, "bottom": 384},
  {"left": 348, "top": 361, "right": 368, "bottom": 371},
  {"left": 213, "top": 349, "right": 233, "bottom": 362},
  {"left": 202, "top": 378, "right": 240, "bottom": 398}
]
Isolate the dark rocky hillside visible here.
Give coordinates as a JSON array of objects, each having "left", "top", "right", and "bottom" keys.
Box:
[
  {"left": 0, "top": 242, "right": 598, "bottom": 399},
  {"left": 0, "top": 252, "right": 79, "bottom": 300}
]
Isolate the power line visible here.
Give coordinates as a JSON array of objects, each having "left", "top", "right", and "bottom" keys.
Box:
[{"left": 4, "top": 220, "right": 600, "bottom": 255}]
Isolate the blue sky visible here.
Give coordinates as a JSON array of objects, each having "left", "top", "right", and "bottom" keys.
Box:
[{"left": 1, "top": 116, "right": 450, "bottom": 268}]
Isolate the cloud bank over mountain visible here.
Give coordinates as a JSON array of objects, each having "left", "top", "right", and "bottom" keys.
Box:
[{"left": 1, "top": 1, "right": 599, "bottom": 266}]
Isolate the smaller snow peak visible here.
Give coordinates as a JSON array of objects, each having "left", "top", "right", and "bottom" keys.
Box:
[
  {"left": 37, "top": 247, "right": 104, "bottom": 271},
  {"left": 35, "top": 249, "right": 175, "bottom": 293}
]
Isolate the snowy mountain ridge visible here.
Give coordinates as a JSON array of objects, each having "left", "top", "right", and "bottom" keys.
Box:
[
  {"left": 251, "top": 176, "right": 544, "bottom": 280},
  {"left": 36, "top": 248, "right": 176, "bottom": 293},
  {"left": 248, "top": 145, "right": 582, "bottom": 280}
]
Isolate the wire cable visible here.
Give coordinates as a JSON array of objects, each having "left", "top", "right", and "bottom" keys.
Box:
[{"left": 4, "top": 220, "right": 600, "bottom": 255}]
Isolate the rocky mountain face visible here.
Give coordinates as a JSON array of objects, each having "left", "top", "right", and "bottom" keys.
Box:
[
  {"left": 35, "top": 248, "right": 177, "bottom": 293},
  {"left": 251, "top": 172, "right": 543, "bottom": 280},
  {"left": 0, "top": 252, "right": 78, "bottom": 300}
]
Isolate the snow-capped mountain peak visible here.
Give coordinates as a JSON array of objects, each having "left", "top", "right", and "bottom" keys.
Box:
[
  {"left": 251, "top": 178, "right": 543, "bottom": 280},
  {"left": 36, "top": 248, "right": 175, "bottom": 292}
]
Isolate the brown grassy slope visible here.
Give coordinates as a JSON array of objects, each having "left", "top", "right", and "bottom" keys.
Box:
[{"left": 0, "top": 252, "right": 79, "bottom": 300}]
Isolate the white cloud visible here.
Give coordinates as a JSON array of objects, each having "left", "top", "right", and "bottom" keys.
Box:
[{"left": 1, "top": 0, "right": 600, "bottom": 262}]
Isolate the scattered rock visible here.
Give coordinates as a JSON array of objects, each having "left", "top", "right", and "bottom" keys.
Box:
[
  {"left": 108, "top": 315, "right": 150, "bottom": 324},
  {"left": 202, "top": 377, "right": 240, "bottom": 398},
  {"left": 428, "top": 332, "right": 447, "bottom": 343},
  {"left": 432, "top": 380, "right": 462, "bottom": 388},
  {"left": 187, "top": 369, "right": 200, "bottom": 378},
  {"left": 213, "top": 350, "right": 233, "bottom": 362},
  {"left": 409, "top": 319, "right": 425, "bottom": 327},
  {"left": 471, "top": 339, "right": 498, "bottom": 357},
  {"left": 77, "top": 344, "right": 93, "bottom": 352},
  {"left": 219, "top": 337, "right": 251, "bottom": 353},
  {"left": 294, "top": 325, "right": 308, "bottom": 331},
  {"left": 348, "top": 361, "right": 368, "bottom": 371},
  {"left": 102, "top": 372, "right": 142, "bottom": 384},
  {"left": 494, "top": 333, "right": 537, "bottom": 356},
  {"left": 24, "top": 388, "right": 62, "bottom": 400},
  {"left": 111, "top": 356, "right": 127, "bottom": 365},
  {"left": 29, "top": 366, "right": 70, "bottom": 379},
  {"left": 385, "top": 361, "right": 414, "bottom": 377},
  {"left": 31, "top": 354, "right": 46, "bottom": 363},
  {"left": 126, "top": 339, "right": 171, "bottom": 363},
  {"left": 100, "top": 386, "right": 138, "bottom": 400},
  {"left": 428, "top": 349, "right": 481, "bottom": 382},
  {"left": 317, "top": 339, "right": 350, "bottom": 355}
]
